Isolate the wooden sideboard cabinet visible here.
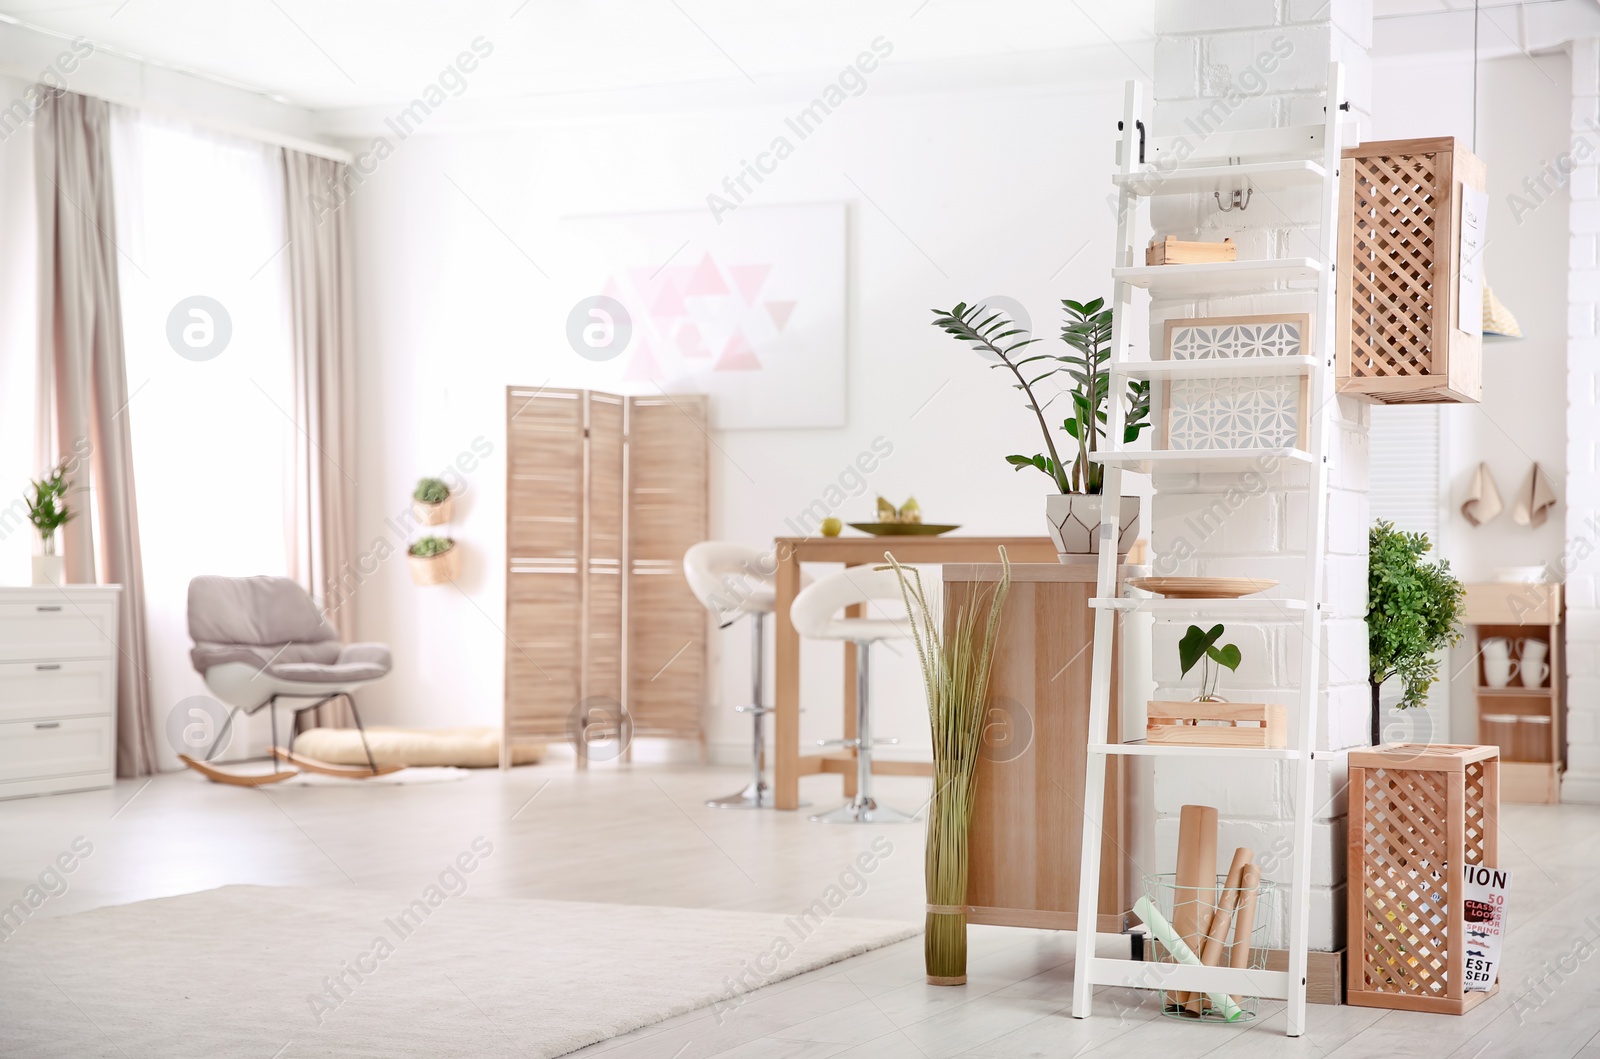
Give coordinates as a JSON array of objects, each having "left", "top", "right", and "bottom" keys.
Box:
[
  {"left": 0, "top": 586, "right": 120, "bottom": 799},
  {"left": 943, "top": 562, "right": 1129, "bottom": 933}
]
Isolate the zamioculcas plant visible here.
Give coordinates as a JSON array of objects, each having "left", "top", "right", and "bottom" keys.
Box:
[
  {"left": 1179, "top": 624, "right": 1241, "bottom": 702},
  {"left": 1367, "top": 520, "right": 1465, "bottom": 745},
  {"left": 930, "top": 298, "right": 1151, "bottom": 494}
]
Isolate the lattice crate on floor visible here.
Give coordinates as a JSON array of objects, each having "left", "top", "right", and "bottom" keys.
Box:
[
  {"left": 1336, "top": 137, "right": 1485, "bottom": 405},
  {"left": 1346, "top": 744, "right": 1500, "bottom": 1014}
]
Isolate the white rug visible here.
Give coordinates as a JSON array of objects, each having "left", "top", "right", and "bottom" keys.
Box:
[{"left": 0, "top": 884, "right": 918, "bottom": 1059}]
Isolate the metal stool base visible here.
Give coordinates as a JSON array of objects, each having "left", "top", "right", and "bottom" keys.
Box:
[
  {"left": 706, "top": 780, "right": 808, "bottom": 810},
  {"left": 808, "top": 795, "right": 914, "bottom": 825}
]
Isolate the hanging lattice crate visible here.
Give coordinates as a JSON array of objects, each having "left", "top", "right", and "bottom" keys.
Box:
[
  {"left": 1337, "top": 137, "right": 1485, "bottom": 404},
  {"left": 1346, "top": 743, "right": 1500, "bottom": 1015}
]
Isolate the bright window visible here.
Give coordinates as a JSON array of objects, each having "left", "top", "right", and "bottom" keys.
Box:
[{"left": 112, "top": 107, "right": 294, "bottom": 767}]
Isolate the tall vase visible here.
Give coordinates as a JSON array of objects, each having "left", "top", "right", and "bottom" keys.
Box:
[
  {"left": 886, "top": 549, "right": 1011, "bottom": 987},
  {"left": 32, "top": 538, "right": 63, "bottom": 586}
]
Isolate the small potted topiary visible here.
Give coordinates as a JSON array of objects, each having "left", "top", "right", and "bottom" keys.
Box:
[
  {"left": 413, "top": 477, "right": 452, "bottom": 526},
  {"left": 408, "top": 535, "right": 460, "bottom": 585},
  {"left": 1367, "top": 520, "right": 1465, "bottom": 746}
]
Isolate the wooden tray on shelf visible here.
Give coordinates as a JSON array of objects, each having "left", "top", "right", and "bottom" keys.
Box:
[{"left": 1128, "top": 576, "right": 1277, "bottom": 599}]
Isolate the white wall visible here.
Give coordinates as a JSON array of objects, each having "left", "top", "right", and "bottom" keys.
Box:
[
  {"left": 1370, "top": 50, "right": 1572, "bottom": 744},
  {"left": 345, "top": 72, "right": 1142, "bottom": 763}
]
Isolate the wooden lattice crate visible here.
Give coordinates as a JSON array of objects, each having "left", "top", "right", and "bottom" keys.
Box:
[
  {"left": 1337, "top": 137, "right": 1485, "bottom": 405},
  {"left": 1346, "top": 743, "right": 1500, "bottom": 1014}
]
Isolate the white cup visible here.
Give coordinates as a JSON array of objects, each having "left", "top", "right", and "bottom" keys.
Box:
[
  {"left": 1521, "top": 639, "right": 1550, "bottom": 689},
  {"left": 1482, "top": 638, "right": 1519, "bottom": 689}
]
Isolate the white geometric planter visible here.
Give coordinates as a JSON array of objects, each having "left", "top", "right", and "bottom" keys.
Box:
[{"left": 1044, "top": 494, "right": 1140, "bottom": 561}]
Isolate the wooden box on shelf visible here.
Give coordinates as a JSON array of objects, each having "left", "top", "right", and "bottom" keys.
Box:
[
  {"left": 1146, "top": 701, "right": 1286, "bottom": 748},
  {"left": 1347, "top": 743, "right": 1500, "bottom": 1015},
  {"left": 1336, "top": 137, "right": 1485, "bottom": 405},
  {"left": 1144, "top": 235, "right": 1236, "bottom": 266},
  {"left": 1463, "top": 581, "right": 1562, "bottom": 804}
]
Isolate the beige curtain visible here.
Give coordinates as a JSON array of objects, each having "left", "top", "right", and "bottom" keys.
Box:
[
  {"left": 282, "top": 149, "right": 357, "bottom": 729},
  {"left": 34, "top": 91, "right": 158, "bottom": 777}
]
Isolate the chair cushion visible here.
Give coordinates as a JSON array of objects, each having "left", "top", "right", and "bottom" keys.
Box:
[
  {"left": 264, "top": 643, "right": 392, "bottom": 684},
  {"left": 293, "top": 726, "right": 543, "bottom": 768},
  {"left": 190, "top": 639, "right": 341, "bottom": 676},
  {"left": 188, "top": 575, "right": 338, "bottom": 647}
]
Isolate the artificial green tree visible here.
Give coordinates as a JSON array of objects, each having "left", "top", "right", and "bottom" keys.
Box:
[{"left": 1367, "top": 520, "right": 1465, "bottom": 746}]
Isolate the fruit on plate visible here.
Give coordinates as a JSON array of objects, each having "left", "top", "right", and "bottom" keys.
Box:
[
  {"left": 874, "top": 496, "right": 923, "bottom": 525},
  {"left": 821, "top": 517, "right": 843, "bottom": 537}
]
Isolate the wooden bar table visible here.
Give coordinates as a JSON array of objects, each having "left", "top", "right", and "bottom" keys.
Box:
[{"left": 772, "top": 535, "right": 1057, "bottom": 810}]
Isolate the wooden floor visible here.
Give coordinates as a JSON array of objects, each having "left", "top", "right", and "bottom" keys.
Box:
[{"left": 0, "top": 761, "right": 1595, "bottom": 1058}]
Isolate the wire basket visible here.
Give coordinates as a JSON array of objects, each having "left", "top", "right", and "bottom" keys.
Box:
[{"left": 1141, "top": 872, "right": 1281, "bottom": 1024}]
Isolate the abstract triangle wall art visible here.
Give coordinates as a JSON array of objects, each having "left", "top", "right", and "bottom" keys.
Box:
[
  {"left": 684, "top": 253, "right": 730, "bottom": 296},
  {"left": 623, "top": 338, "right": 662, "bottom": 381},
  {"left": 715, "top": 329, "right": 762, "bottom": 371},
  {"left": 729, "top": 263, "right": 772, "bottom": 306},
  {"left": 560, "top": 203, "right": 845, "bottom": 429},
  {"left": 764, "top": 300, "right": 796, "bottom": 332}
]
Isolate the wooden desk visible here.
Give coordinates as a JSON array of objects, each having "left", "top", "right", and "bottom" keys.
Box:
[
  {"left": 946, "top": 562, "right": 1129, "bottom": 932},
  {"left": 772, "top": 535, "right": 1057, "bottom": 810}
]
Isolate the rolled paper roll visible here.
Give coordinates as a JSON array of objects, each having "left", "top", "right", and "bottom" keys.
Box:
[
  {"left": 1229, "top": 863, "right": 1262, "bottom": 1002},
  {"left": 1186, "top": 847, "right": 1255, "bottom": 1016},
  {"left": 1133, "top": 895, "right": 1244, "bottom": 1022},
  {"left": 1172, "top": 805, "right": 1218, "bottom": 1007}
]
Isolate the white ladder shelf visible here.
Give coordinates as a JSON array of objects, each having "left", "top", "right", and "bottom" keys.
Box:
[{"left": 1070, "top": 63, "right": 1348, "bottom": 1039}]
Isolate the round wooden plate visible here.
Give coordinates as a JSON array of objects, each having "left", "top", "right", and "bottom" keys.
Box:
[{"left": 1127, "top": 576, "right": 1278, "bottom": 599}]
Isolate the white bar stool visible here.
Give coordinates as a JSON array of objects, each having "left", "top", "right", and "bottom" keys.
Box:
[
  {"left": 790, "top": 566, "right": 915, "bottom": 824},
  {"left": 683, "top": 541, "right": 800, "bottom": 809}
]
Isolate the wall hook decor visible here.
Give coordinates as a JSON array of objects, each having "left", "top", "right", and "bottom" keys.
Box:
[{"left": 1215, "top": 188, "right": 1252, "bottom": 212}]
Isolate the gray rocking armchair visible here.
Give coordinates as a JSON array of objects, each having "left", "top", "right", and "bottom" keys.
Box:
[{"left": 181, "top": 575, "right": 400, "bottom": 785}]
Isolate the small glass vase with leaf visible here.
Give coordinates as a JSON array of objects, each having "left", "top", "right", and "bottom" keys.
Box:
[{"left": 1145, "top": 624, "right": 1286, "bottom": 748}]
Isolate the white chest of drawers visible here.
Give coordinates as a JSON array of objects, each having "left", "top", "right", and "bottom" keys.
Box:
[{"left": 0, "top": 585, "right": 120, "bottom": 799}]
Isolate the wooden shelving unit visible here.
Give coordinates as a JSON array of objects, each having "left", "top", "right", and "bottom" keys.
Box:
[{"left": 1463, "top": 581, "right": 1563, "bottom": 803}]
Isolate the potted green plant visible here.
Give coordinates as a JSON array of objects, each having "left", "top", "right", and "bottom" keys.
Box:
[
  {"left": 26, "top": 462, "right": 75, "bottom": 586},
  {"left": 932, "top": 298, "right": 1151, "bottom": 558},
  {"left": 408, "top": 535, "right": 460, "bottom": 585},
  {"left": 1367, "top": 520, "right": 1465, "bottom": 746},
  {"left": 1146, "top": 625, "right": 1285, "bottom": 748},
  {"left": 1179, "top": 623, "right": 1241, "bottom": 701},
  {"left": 413, "top": 477, "right": 453, "bottom": 526}
]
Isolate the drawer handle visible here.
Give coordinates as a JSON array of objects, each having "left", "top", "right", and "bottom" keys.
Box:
[
  {"left": 35, "top": 664, "right": 61, "bottom": 671},
  {"left": 34, "top": 722, "right": 60, "bottom": 730},
  {"left": 36, "top": 605, "right": 62, "bottom": 612}
]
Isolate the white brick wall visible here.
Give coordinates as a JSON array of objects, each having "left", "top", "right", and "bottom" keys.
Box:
[
  {"left": 1148, "top": 0, "right": 1372, "bottom": 949},
  {"left": 1567, "top": 39, "right": 1600, "bottom": 804}
]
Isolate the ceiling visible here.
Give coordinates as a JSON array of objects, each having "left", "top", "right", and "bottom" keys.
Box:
[{"left": 0, "top": 0, "right": 1159, "bottom": 111}]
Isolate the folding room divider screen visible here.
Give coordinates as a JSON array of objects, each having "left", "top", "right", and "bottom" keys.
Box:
[{"left": 503, "top": 387, "right": 709, "bottom": 765}]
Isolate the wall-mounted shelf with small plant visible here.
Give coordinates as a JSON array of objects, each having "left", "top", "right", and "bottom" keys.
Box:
[
  {"left": 413, "top": 477, "right": 453, "bottom": 526},
  {"left": 408, "top": 535, "right": 459, "bottom": 585}
]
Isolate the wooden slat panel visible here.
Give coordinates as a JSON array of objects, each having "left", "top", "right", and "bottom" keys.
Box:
[
  {"left": 505, "top": 387, "right": 585, "bottom": 738},
  {"left": 627, "top": 395, "right": 708, "bottom": 740},
  {"left": 587, "top": 394, "right": 626, "bottom": 706}
]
